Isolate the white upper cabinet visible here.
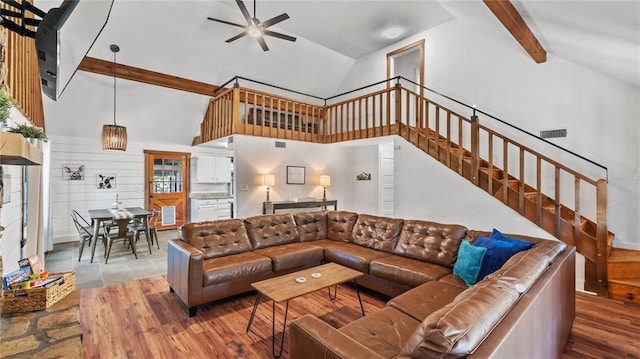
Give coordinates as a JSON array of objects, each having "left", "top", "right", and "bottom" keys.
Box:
[{"left": 195, "top": 156, "right": 232, "bottom": 183}]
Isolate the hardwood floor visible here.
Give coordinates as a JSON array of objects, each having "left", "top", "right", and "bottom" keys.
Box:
[{"left": 81, "top": 276, "right": 640, "bottom": 358}]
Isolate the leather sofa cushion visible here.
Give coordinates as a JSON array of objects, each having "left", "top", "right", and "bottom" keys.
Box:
[
  {"left": 293, "top": 211, "right": 328, "bottom": 242},
  {"left": 180, "top": 219, "right": 252, "bottom": 260},
  {"left": 324, "top": 243, "right": 391, "bottom": 273},
  {"left": 244, "top": 213, "right": 300, "bottom": 249},
  {"left": 401, "top": 279, "right": 519, "bottom": 357},
  {"left": 254, "top": 242, "right": 323, "bottom": 272},
  {"left": 369, "top": 255, "right": 451, "bottom": 288},
  {"left": 351, "top": 214, "right": 403, "bottom": 253},
  {"left": 438, "top": 274, "right": 468, "bottom": 289},
  {"left": 202, "top": 251, "right": 272, "bottom": 286},
  {"left": 327, "top": 211, "right": 358, "bottom": 242},
  {"left": 388, "top": 281, "right": 465, "bottom": 322},
  {"left": 394, "top": 220, "right": 467, "bottom": 268},
  {"left": 486, "top": 241, "right": 563, "bottom": 294},
  {"left": 340, "top": 307, "right": 420, "bottom": 359}
]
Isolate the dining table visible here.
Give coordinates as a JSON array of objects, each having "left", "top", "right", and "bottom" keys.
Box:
[{"left": 88, "top": 207, "right": 152, "bottom": 263}]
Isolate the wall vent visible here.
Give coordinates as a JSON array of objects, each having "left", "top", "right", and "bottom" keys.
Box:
[
  {"left": 539, "top": 128, "right": 567, "bottom": 139},
  {"left": 275, "top": 141, "right": 286, "bottom": 148},
  {"left": 227, "top": 136, "right": 234, "bottom": 144}
]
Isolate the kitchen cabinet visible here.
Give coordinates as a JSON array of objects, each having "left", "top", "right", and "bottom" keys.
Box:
[
  {"left": 194, "top": 156, "right": 232, "bottom": 183},
  {"left": 191, "top": 198, "right": 232, "bottom": 222}
]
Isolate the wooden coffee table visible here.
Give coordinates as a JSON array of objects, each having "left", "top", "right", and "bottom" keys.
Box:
[{"left": 246, "top": 262, "right": 365, "bottom": 358}]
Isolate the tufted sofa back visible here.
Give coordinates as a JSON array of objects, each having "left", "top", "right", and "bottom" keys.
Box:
[
  {"left": 244, "top": 213, "right": 300, "bottom": 249},
  {"left": 394, "top": 220, "right": 467, "bottom": 268},
  {"left": 293, "top": 211, "right": 328, "bottom": 242},
  {"left": 326, "top": 211, "right": 358, "bottom": 242},
  {"left": 351, "top": 214, "right": 403, "bottom": 253},
  {"left": 180, "top": 219, "right": 252, "bottom": 260}
]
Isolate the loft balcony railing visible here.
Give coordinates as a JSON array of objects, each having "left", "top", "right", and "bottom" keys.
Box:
[{"left": 196, "top": 76, "right": 611, "bottom": 295}]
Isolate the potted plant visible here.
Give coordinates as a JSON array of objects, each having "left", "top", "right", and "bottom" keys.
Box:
[
  {"left": 0, "top": 90, "right": 13, "bottom": 131},
  {"left": 7, "top": 123, "right": 47, "bottom": 144}
]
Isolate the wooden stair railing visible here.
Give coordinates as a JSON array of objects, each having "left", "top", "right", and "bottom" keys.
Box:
[{"left": 195, "top": 81, "right": 611, "bottom": 296}]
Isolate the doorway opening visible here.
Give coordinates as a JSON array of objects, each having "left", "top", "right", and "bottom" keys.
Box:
[{"left": 386, "top": 39, "right": 425, "bottom": 95}]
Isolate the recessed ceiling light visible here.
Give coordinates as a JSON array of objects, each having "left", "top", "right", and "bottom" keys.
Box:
[{"left": 383, "top": 27, "right": 403, "bottom": 39}]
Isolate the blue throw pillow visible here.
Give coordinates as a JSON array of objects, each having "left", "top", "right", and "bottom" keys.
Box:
[
  {"left": 491, "top": 228, "right": 535, "bottom": 252},
  {"left": 453, "top": 240, "right": 487, "bottom": 286},
  {"left": 473, "top": 236, "right": 521, "bottom": 280}
]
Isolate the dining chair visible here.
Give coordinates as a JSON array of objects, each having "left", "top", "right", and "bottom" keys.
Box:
[
  {"left": 148, "top": 209, "right": 161, "bottom": 250},
  {"left": 127, "top": 212, "right": 154, "bottom": 254},
  {"left": 71, "top": 210, "right": 106, "bottom": 262},
  {"left": 105, "top": 217, "right": 137, "bottom": 264}
]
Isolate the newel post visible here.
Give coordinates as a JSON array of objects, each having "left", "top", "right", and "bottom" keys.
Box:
[
  {"left": 231, "top": 84, "right": 240, "bottom": 135},
  {"left": 470, "top": 112, "right": 480, "bottom": 186},
  {"left": 595, "top": 178, "right": 608, "bottom": 295},
  {"left": 394, "top": 82, "right": 402, "bottom": 136}
]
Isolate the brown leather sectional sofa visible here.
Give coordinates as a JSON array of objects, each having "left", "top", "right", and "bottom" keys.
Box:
[{"left": 167, "top": 210, "right": 575, "bottom": 358}]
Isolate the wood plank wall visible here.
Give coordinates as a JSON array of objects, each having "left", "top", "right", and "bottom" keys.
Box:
[{"left": 1, "top": 0, "right": 45, "bottom": 128}]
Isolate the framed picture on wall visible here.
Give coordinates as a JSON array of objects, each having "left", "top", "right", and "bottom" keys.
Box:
[
  {"left": 97, "top": 174, "right": 116, "bottom": 189},
  {"left": 286, "top": 166, "right": 305, "bottom": 185},
  {"left": 62, "top": 163, "right": 85, "bottom": 181}
]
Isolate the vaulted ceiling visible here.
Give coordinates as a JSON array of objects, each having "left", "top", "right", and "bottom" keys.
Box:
[{"left": 33, "top": 0, "right": 640, "bottom": 145}]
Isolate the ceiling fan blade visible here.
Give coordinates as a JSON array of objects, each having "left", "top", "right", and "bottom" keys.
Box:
[
  {"left": 256, "top": 36, "right": 269, "bottom": 51},
  {"left": 226, "top": 31, "right": 249, "bottom": 43},
  {"left": 236, "top": 0, "right": 253, "bottom": 24},
  {"left": 260, "top": 13, "right": 290, "bottom": 28},
  {"left": 207, "top": 17, "right": 246, "bottom": 29},
  {"left": 263, "top": 30, "right": 296, "bottom": 42}
]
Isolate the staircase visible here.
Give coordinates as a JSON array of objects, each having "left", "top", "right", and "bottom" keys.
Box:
[
  {"left": 195, "top": 76, "right": 618, "bottom": 297},
  {"left": 608, "top": 248, "right": 640, "bottom": 303}
]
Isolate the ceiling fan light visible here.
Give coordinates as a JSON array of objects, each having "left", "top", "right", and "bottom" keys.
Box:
[{"left": 248, "top": 25, "right": 262, "bottom": 37}]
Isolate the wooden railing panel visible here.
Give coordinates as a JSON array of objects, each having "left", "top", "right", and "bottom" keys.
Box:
[{"left": 1, "top": 4, "right": 45, "bottom": 128}]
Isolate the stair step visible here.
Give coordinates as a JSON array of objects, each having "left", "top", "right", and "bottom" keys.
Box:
[
  {"left": 608, "top": 248, "right": 640, "bottom": 279},
  {"left": 608, "top": 278, "right": 640, "bottom": 303}
]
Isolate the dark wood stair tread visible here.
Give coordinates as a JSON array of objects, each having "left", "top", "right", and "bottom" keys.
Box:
[{"left": 609, "top": 248, "right": 640, "bottom": 263}]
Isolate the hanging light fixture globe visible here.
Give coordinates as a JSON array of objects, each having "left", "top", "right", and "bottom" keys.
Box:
[{"left": 102, "top": 44, "right": 127, "bottom": 151}]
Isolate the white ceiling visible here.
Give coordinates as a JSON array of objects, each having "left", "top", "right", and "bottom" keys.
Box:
[{"left": 33, "top": 0, "right": 640, "bottom": 145}]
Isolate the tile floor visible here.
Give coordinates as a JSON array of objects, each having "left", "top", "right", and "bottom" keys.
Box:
[{"left": 44, "top": 229, "right": 179, "bottom": 289}]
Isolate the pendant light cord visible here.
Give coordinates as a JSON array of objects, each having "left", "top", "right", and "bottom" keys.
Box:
[{"left": 113, "top": 49, "right": 117, "bottom": 126}]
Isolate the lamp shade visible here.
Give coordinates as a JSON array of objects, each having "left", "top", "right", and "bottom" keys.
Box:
[
  {"left": 102, "top": 124, "right": 127, "bottom": 151},
  {"left": 264, "top": 174, "right": 275, "bottom": 187},
  {"left": 320, "top": 175, "right": 331, "bottom": 187}
]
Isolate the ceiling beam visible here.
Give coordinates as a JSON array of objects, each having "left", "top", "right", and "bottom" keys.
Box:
[
  {"left": 483, "top": 0, "right": 547, "bottom": 63},
  {"left": 78, "top": 57, "right": 219, "bottom": 96}
]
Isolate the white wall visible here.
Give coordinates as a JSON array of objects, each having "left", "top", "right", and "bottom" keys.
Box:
[
  {"left": 349, "top": 145, "right": 379, "bottom": 215},
  {"left": 232, "top": 135, "right": 354, "bottom": 218},
  {"left": 336, "top": 15, "right": 640, "bottom": 250},
  {"left": 49, "top": 134, "right": 232, "bottom": 244}
]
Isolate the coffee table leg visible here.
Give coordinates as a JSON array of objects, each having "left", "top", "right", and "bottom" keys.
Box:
[
  {"left": 272, "top": 300, "right": 289, "bottom": 358},
  {"left": 352, "top": 280, "right": 365, "bottom": 316},
  {"left": 328, "top": 284, "right": 338, "bottom": 300},
  {"left": 246, "top": 292, "right": 262, "bottom": 333}
]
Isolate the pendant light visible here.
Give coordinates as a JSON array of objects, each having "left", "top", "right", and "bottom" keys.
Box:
[{"left": 102, "top": 44, "right": 127, "bottom": 151}]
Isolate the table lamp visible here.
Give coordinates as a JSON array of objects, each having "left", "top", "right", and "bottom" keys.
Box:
[
  {"left": 320, "top": 175, "right": 331, "bottom": 201},
  {"left": 264, "top": 174, "right": 275, "bottom": 202}
]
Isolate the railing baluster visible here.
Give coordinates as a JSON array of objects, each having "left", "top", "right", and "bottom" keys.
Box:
[
  {"left": 488, "top": 132, "right": 494, "bottom": 194},
  {"left": 536, "top": 157, "right": 542, "bottom": 226},
  {"left": 519, "top": 148, "right": 525, "bottom": 215},
  {"left": 574, "top": 176, "right": 581, "bottom": 242},
  {"left": 446, "top": 111, "right": 451, "bottom": 168},
  {"left": 503, "top": 140, "right": 509, "bottom": 204},
  {"left": 435, "top": 106, "right": 441, "bottom": 160},
  {"left": 458, "top": 116, "right": 463, "bottom": 176},
  {"left": 554, "top": 166, "right": 561, "bottom": 237}
]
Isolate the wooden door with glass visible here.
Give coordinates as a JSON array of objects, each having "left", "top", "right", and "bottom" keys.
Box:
[{"left": 144, "top": 151, "right": 190, "bottom": 230}]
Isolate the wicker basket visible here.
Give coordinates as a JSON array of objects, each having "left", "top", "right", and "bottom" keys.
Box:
[{"left": 1, "top": 271, "right": 76, "bottom": 314}]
